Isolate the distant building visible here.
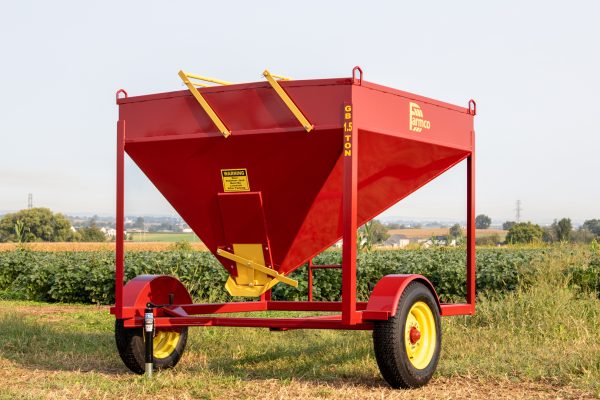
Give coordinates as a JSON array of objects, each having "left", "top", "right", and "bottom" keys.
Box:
[
  {"left": 100, "top": 227, "right": 118, "bottom": 238},
  {"left": 182, "top": 228, "right": 193, "bottom": 233},
  {"left": 383, "top": 234, "right": 410, "bottom": 248},
  {"left": 420, "top": 236, "right": 457, "bottom": 248}
]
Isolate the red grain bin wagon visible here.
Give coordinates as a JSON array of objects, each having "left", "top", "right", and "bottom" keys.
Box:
[{"left": 111, "top": 67, "right": 477, "bottom": 388}]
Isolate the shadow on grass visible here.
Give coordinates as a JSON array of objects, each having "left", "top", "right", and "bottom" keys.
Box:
[
  {"left": 0, "top": 312, "right": 386, "bottom": 387},
  {"left": 0, "top": 312, "right": 124, "bottom": 374},
  {"left": 197, "top": 330, "right": 385, "bottom": 388}
]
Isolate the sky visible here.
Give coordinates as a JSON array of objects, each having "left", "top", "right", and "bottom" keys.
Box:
[{"left": 0, "top": 1, "right": 598, "bottom": 225}]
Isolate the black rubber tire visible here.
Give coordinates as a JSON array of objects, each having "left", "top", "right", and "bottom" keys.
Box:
[
  {"left": 115, "top": 319, "right": 188, "bottom": 374},
  {"left": 372, "top": 281, "right": 442, "bottom": 388}
]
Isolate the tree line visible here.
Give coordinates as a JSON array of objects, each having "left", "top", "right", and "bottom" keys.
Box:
[
  {"left": 2, "top": 207, "right": 598, "bottom": 246},
  {"left": 447, "top": 214, "right": 599, "bottom": 246},
  {"left": 0, "top": 208, "right": 106, "bottom": 243},
  {"left": 504, "top": 218, "right": 599, "bottom": 244}
]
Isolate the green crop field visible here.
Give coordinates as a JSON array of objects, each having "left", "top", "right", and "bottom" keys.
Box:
[
  {"left": 0, "top": 245, "right": 599, "bottom": 399},
  {"left": 128, "top": 232, "right": 201, "bottom": 242}
]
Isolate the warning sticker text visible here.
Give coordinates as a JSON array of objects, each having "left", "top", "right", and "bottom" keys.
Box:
[{"left": 221, "top": 169, "right": 250, "bottom": 192}]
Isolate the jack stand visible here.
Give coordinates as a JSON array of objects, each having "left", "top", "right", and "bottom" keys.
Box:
[{"left": 144, "top": 305, "right": 154, "bottom": 378}]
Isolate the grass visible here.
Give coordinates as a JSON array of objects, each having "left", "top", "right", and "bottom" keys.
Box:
[
  {"left": 0, "top": 246, "right": 598, "bottom": 399},
  {"left": 441, "top": 246, "right": 600, "bottom": 385}
]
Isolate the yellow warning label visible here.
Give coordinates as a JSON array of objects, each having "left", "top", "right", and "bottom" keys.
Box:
[{"left": 221, "top": 168, "right": 250, "bottom": 192}]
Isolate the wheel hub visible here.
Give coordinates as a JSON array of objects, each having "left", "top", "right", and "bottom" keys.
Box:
[
  {"left": 409, "top": 326, "right": 421, "bottom": 344},
  {"left": 404, "top": 301, "right": 437, "bottom": 370},
  {"left": 152, "top": 330, "right": 181, "bottom": 359}
]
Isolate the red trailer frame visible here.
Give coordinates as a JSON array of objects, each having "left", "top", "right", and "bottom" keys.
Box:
[{"left": 110, "top": 70, "right": 476, "bottom": 331}]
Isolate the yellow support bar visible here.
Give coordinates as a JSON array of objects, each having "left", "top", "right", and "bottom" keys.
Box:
[
  {"left": 269, "top": 73, "right": 291, "bottom": 81},
  {"left": 178, "top": 70, "right": 231, "bottom": 138},
  {"left": 185, "top": 72, "right": 233, "bottom": 86},
  {"left": 216, "top": 248, "right": 298, "bottom": 287},
  {"left": 263, "top": 69, "right": 313, "bottom": 132}
]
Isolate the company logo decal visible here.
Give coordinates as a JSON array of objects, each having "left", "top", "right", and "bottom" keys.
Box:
[{"left": 409, "top": 102, "right": 431, "bottom": 132}]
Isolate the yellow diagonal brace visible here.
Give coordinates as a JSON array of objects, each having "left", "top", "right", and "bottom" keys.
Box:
[
  {"left": 269, "top": 73, "right": 291, "bottom": 81},
  {"left": 216, "top": 248, "right": 298, "bottom": 287},
  {"left": 185, "top": 72, "right": 233, "bottom": 86},
  {"left": 178, "top": 70, "right": 231, "bottom": 138},
  {"left": 263, "top": 69, "right": 313, "bottom": 132}
]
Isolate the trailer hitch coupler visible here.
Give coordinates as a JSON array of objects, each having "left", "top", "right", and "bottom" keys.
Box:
[{"left": 144, "top": 306, "right": 154, "bottom": 378}]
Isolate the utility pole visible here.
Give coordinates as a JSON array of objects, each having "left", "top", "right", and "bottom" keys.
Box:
[
  {"left": 515, "top": 200, "right": 522, "bottom": 223},
  {"left": 28, "top": 193, "right": 33, "bottom": 209}
]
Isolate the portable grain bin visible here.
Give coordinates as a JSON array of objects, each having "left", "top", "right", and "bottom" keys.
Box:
[{"left": 111, "top": 67, "right": 477, "bottom": 388}]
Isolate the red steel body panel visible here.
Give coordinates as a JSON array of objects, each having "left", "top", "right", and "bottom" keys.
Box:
[
  {"left": 467, "top": 153, "right": 476, "bottom": 312},
  {"left": 217, "top": 192, "right": 273, "bottom": 275},
  {"left": 307, "top": 259, "right": 314, "bottom": 302},
  {"left": 119, "top": 78, "right": 473, "bottom": 277},
  {"left": 118, "top": 79, "right": 351, "bottom": 142},
  {"left": 440, "top": 303, "right": 474, "bottom": 316},
  {"left": 363, "top": 274, "right": 440, "bottom": 320},
  {"left": 113, "top": 301, "right": 371, "bottom": 324},
  {"left": 111, "top": 275, "right": 193, "bottom": 319},
  {"left": 114, "top": 120, "right": 125, "bottom": 319},
  {"left": 124, "top": 128, "right": 345, "bottom": 276},
  {"left": 267, "top": 301, "right": 368, "bottom": 312},
  {"left": 342, "top": 102, "right": 358, "bottom": 324},
  {"left": 126, "top": 315, "right": 374, "bottom": 330},
  {"left": 113, "top": 72, "right": 477, "bottom": 328}
]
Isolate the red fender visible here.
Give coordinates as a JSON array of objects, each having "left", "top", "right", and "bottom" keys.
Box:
[
  {"left": 362, "top": 274, "right": 440, "bottom": 321},
  {"left": 117, "top": 275, "right": 192, "bottom": 319}
]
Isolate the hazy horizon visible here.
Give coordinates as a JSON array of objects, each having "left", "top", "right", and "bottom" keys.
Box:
[
  {"left": 1, "top": 1, "right": 598, "bottom": 224},
  {"left": 0, "top": 207, "right": 584, "bottom": 228}
]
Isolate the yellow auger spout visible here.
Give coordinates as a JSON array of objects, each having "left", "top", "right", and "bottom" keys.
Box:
[{"left": 217, "top": 247, "right": 298, "bottom": 297}]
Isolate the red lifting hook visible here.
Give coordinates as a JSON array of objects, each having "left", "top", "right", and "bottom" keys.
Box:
[
  {"left": 352, "top": 66, "right": 363, "bottom": 85},
  {"left": 116, "top": 89, "right": 128, "bottom": 103},
  {"left": 468, "top": 99, "right": 477, "bottom": 115}
]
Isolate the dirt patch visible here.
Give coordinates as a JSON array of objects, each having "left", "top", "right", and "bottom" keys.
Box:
[{"left": 0, "top": 359, "right": 596, "bottom": 400}]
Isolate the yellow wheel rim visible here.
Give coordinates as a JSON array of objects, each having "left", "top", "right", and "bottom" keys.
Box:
[
  {"left": 404, "top": 301, "right": 436, "bottom": 369},
  {"left": 152, "top": 330, "right": 181, "bottom": 359}
]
